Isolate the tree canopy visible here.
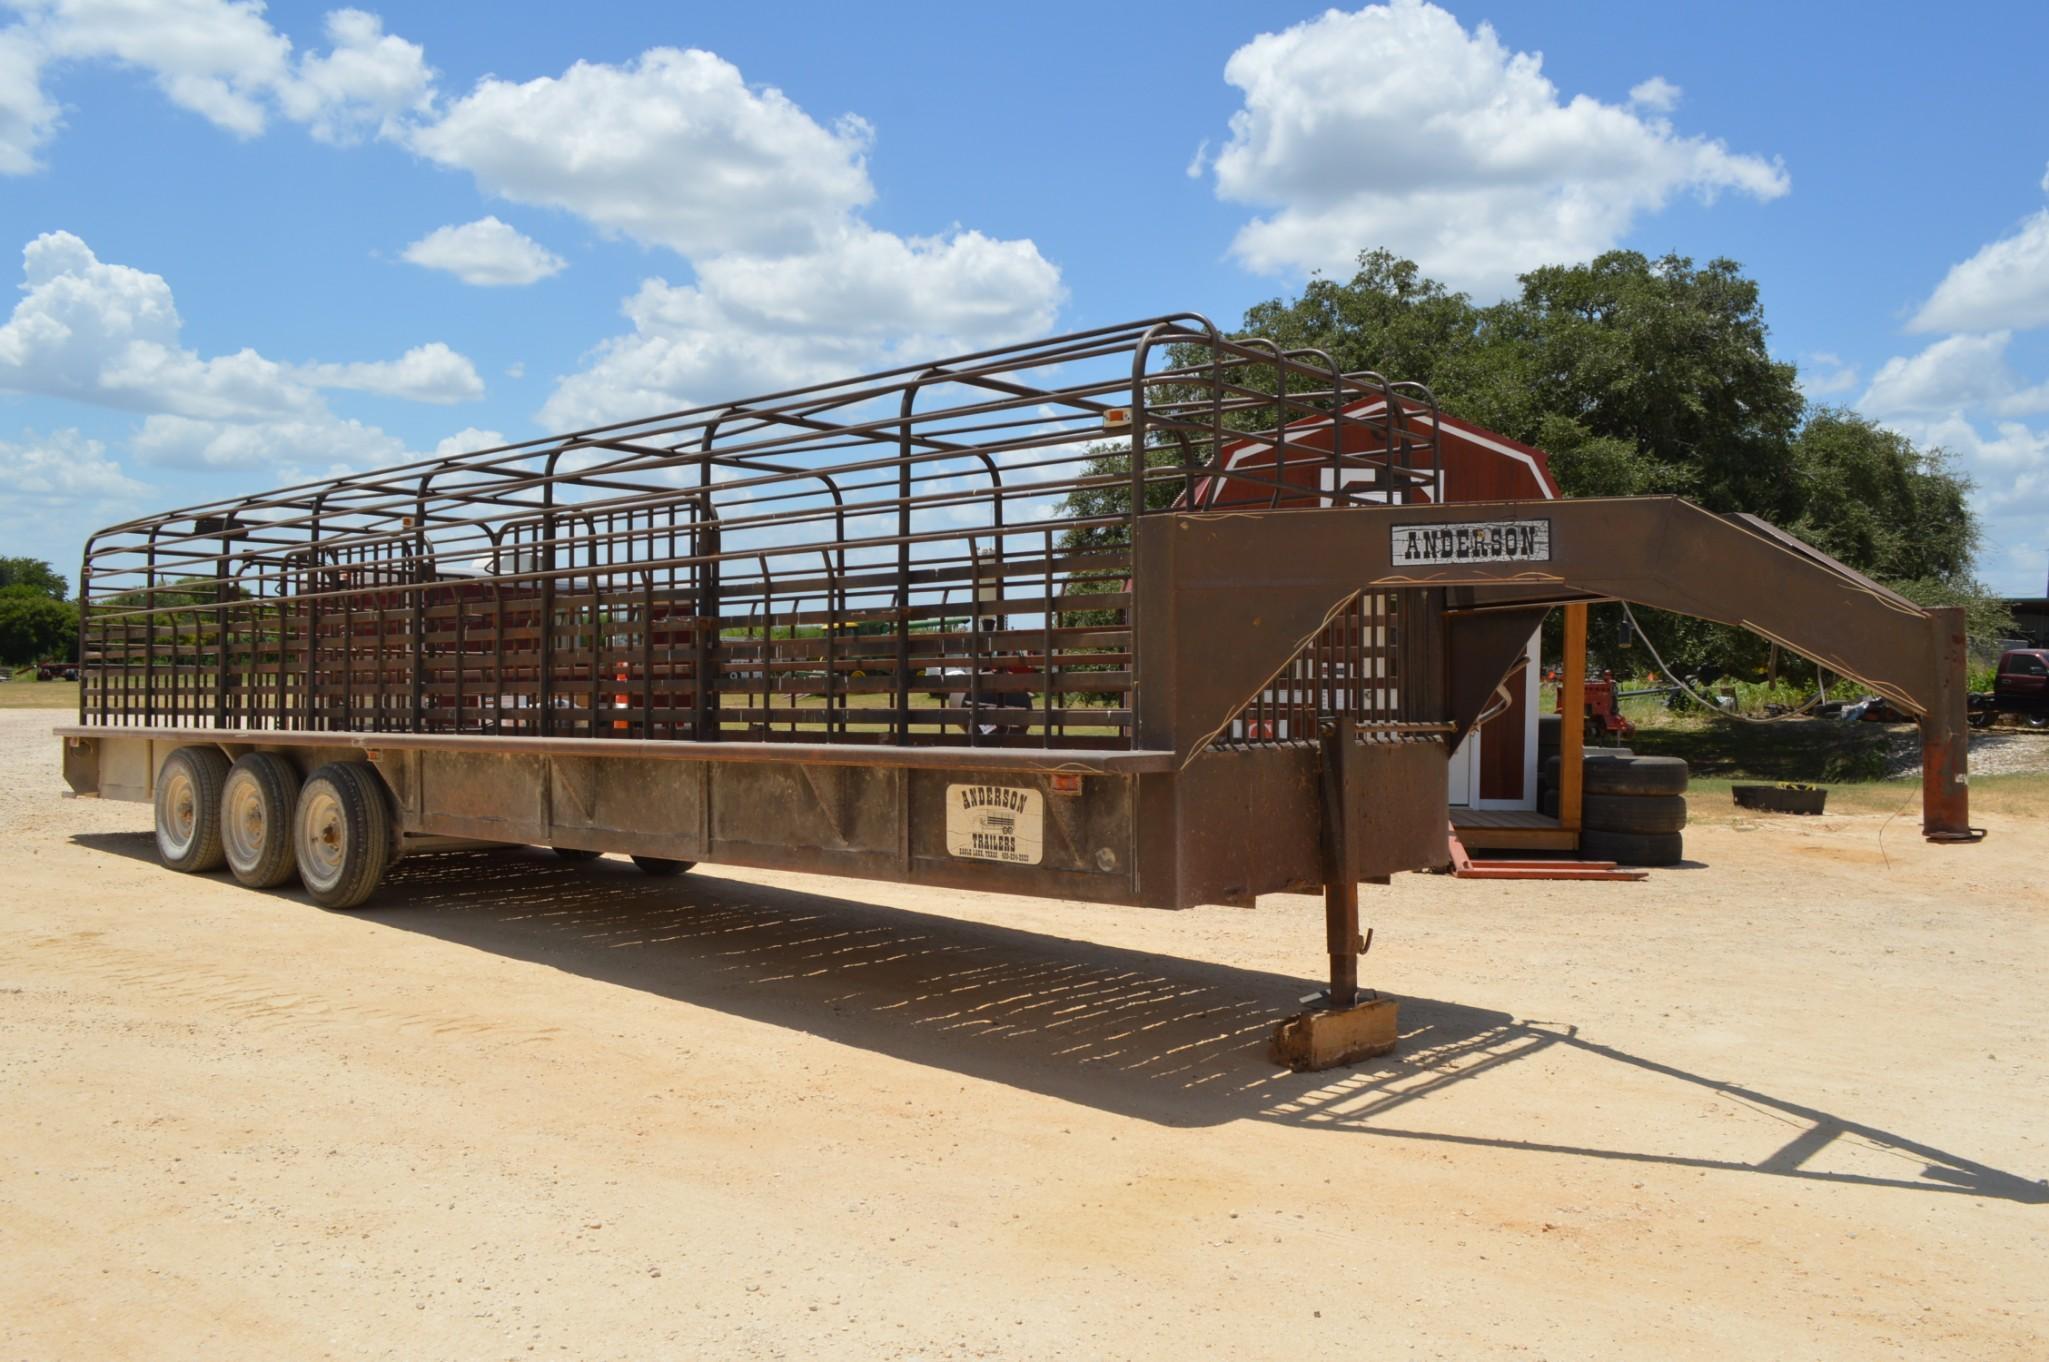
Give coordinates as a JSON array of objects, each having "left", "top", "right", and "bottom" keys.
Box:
[
  {"left": 1067, "top": 248, "right": 2003, "bottom": 673},
  {"left": 0, "top": 557, "right": 68, "bottom": 599},
  {"left": 0, "top": 587, "right": 78, "bottom": 666}
]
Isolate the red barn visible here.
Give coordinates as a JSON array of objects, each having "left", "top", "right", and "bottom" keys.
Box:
[{"left": 1189, "top": 400, "right": 1568, "bottom": 846}]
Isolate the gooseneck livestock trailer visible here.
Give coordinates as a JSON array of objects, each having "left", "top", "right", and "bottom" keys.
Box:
[{"left": 57, "top": 316, "right": 1978, "bottom": 1066}]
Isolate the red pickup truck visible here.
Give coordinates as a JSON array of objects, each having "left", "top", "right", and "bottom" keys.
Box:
[{"left": 1969, "top": 649, "right": 2049, "bottom": 727}]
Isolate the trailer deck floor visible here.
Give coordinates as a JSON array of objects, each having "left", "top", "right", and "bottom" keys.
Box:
[{"left": 4, "top": 709, "right": 2045, "bottom": 1361}]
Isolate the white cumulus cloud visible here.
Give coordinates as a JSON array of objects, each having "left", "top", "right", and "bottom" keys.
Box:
[
  {"left": 1859, "top": 332, "right": 2016, "bottom": 416},
  {"left": 402, "top": 216, "right": 565, "bottom": 287},
  {"left": 0, "top": 426, "right": 146, "bottom": 500},
  {"left": 300, "top": 341, "right": 482, "bottom": 403},
  {"left": 540, "top": 225, "right": 1064, "bottom": 430},
  {"left": 1203, "top": 0, "right": 1788, "bottom": 293},
  {"left": 274, "top": 7, "right": 434, "bottom": 146},
  {"left": 1909, "top": 208, "right": 2049, "bottom": 335},
  {"left": 0, "top": 426, "right": 150, "bottom": 565},
  {"left": 399, "top": 46, "right": 1075, "bottom": 431},
  {"left": 1798, "top": 352, "right": 1859, "bottom": 398},
  {"left": 0, "top": 231, "right": 482, "bottom": 416},
  {"left": 132, "top": 411, "right": 407, "bottom": 470},
  {"left": 18, "top": 0, "right": 290, "bottom": 137},
  {"left": 0, "top": 24, "right": 59, "bottom": 172},
  {"left": 431, "top": 426, "right": 506, "bottom": 459},
  {"left": 0, "top": 229, "right": 311, "bottom": 419},
  {"left": 4, "top": 20, "right": 1071, "bottom": 453},
  {"left": 0, "top": 230, "right": 482, "bottom": 470},
  {"left": 3, "top": 0, "right": 434, "bottom": 167},
  {"left": 408, "top": 47, "right": 872, "bottom": 258},
  {"left": 1628, "top": 76, "right": 1681, "bottom": 112},
  {"left": 1857, "top": 335, "right": 2049, "bottom": 594}
]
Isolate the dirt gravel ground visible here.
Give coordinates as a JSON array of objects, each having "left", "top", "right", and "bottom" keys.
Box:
[{"left": 2, "top": 709, "right": 2045, "bottom": 1361}]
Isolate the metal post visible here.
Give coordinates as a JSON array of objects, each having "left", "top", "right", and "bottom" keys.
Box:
[
  {"left": 1921, "top": 605, "right": 1974, "bottom": 839},
  {"left": 1321, "top": 715, "right": 1360, "bottom": 1008},
  {"left": 1560, "top": 603, "right": 1587, "bottom": 834}
]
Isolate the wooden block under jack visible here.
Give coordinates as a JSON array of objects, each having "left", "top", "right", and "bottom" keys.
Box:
[{"left": 1270, "top": 996, "right": 1399, "bottom": 1071}]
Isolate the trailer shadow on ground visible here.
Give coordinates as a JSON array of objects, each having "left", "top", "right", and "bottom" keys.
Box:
[{"left": 74, "top": 835, "right": 2048, "bottom": 1205}]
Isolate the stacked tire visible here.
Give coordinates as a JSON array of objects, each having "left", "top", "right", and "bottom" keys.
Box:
[{"left": 1573, "top": 752, "right": 1689, "bottom": 866}]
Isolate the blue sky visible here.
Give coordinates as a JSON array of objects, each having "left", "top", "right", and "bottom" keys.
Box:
[{"left": 3, "top": 0, "right": 2047, "bottom": 593}]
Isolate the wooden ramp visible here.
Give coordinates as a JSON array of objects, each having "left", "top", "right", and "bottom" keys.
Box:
[
  {"left": 1446, "top": 828, "right": 1646, "bottom": 883},
  {"left": 1451, "top": 807, "right": 1579, "bottom": 852}
]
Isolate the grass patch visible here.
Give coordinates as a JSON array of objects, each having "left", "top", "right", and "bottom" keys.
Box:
[
  {"left": 1623, "top": 713, "right": 1900, "bottom": 782},
  {"left": 1687, "top": 772, "right": 2049, "bottom": 823},
  {"left": 0, "top": 679, "right": 77, "bottom": 709}
]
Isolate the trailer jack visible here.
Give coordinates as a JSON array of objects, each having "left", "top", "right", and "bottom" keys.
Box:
[{"left": 1270, "top": 718, "right": 1401, "bottom": 1071}]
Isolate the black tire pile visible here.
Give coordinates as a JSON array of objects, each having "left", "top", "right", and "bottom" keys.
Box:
[{"left": 1536, "top": 715, "right": 1690, "bottom": 866}]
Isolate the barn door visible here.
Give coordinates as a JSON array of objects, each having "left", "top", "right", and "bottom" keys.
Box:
[{"left": 1447, "top": 626, "right": 1539, "bottom": 811}]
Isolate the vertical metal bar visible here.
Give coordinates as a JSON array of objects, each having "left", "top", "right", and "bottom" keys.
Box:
[
  {"left": 895, "top": 377, "right": 929, "bottom": 744},
  {"left": 697, "top": 523, "right": 719, "bottom": 740},
  {"left": 642, "top": 566, "right": 655, "bottom": 740},
  {"left": 212, "top": 528, "right": 230, "bottom": 730},
  {"left": 1560, "top": 603, "right": 1587, "bottom": 833},
  {"left": 373, "top": 575, "right": 386, "bottom": 734},
  {"left": 966, "top": 542, "right": 982, "bottom": 748},
  {"left": 143, "top": 534, "right": 158, "bottom": 728},
  {"left": 1322, "top": 715, "right": 1360, "bottom": 1008},
  {"left": 1042, "top": 527, "right": 1054, "bottom": 748},
  {"left": 409, "top": 498, "right": 427, "bottom": 733},
  {"left": 340, "top": 566, "right": 354, "bottom": 733},
  {"left": 589, "top": 516, "right": 603, "bottom": 737},
  {"left": 539, "top": 463, "right": 558, "bottom": 737}
]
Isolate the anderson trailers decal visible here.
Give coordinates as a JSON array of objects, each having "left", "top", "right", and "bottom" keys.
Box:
[
  {"left": 944, "top": 784, "right": 1045, "bottom": 865},
  {"left": 1394, "top": 519, "right": 1551, "bottom": 566}
]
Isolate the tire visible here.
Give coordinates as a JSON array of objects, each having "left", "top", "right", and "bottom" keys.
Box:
[
  {"left": 294, "top": 763, "right": 394, "bottom": 910},
  {"left": 553, "top": 847, "right": 603, "bottom": 862},
  {"left": 1539, "top": 787, "right": 1559, "bottom": 819},
  {"left": 1581, "top": 828, "right": 1685, "bottom": 867},
  {"left": 221, "top": 753, "right": 301, "bottom": 888},
  {"left": 1582, "top": 792, "right": 1688, "bottom": 834},
  {"left": 1581, "top": 754, "right": 1688, "bottom": 797},
  {"left": 154, "top": 746, "right": 231, "bottom": 873},
  {"left": 1542, "top": 749, "right": 1633, "bottom": 778},
  {"left": 631, "top": 855, "right": 693, "bottom": 877}
]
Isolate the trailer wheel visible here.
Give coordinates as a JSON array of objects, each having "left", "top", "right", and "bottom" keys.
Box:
[
  {"left": 552, "top": 847, "right": 603, "bottom": 862},
  {"left": 631, "top": 855, "right": 693, "bottom": 877},
  {"left": 1580, "top": 828, "right": 1684, "bottom": 867},
  {"left": 1581, "top": 792, "right": 1688, "bottom": 835},
  {"left": 294, "top": 763, "right": 394, "bottom": 910},
  {"left": 154, "top": 746, "right": 231, "bottom": 873},
  {"left": 221, "top": 753, "right": 302, "bottom": 888}
]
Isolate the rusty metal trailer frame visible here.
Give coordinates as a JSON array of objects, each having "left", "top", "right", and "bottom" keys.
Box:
[{"left": 56, "top": 316, "right": 1976, "bottom": 1066}]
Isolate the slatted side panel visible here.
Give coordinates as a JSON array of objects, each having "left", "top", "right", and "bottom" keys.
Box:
[
  {"left": 74, "top": 318, "right": 1445, "bottom": 749},
  {"left": 700, "top": 533, "right": 1135, "bottom": 747},
  {"left": 1217, "top": 592, "right": 1415, "bottom": 747}
]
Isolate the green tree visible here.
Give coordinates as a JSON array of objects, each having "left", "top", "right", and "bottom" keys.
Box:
[
  {"left": 1787, "top": 408, "right": 1975, "bottom": 582},
  {"left": 0, "top": 586, "right": 78, "bottom": 666},
  {"left": 1089, "top": 247, "right": 1999, "bottom": 677},
  {"left": 1235, "top": 248, "right": 1487, "bottom": 392},
  {"left": 1482, "top": 252, "right": 1807, "bottom": 520},
  {"left": 0, "top": 557, "right": 68, "bottom": 599}
]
